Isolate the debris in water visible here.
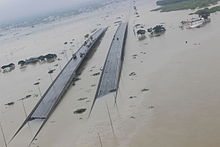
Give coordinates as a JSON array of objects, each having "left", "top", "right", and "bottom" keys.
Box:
[
  {"left": 141, "top": 88, "right": 149, "bottom": 92},
  {"left": 48, "top": 69, "right": 56, "bottom": 74},
  {"left": 148, "top": 105, "right": 155, "bottom": 109},
  {"left": 34, "top": 82, "right": 40, "bottom": 85},
  {"left": 26, "top": 95, "right": 32, "bottom": 98},
  {"left": 5, "top": 102, "right": 14, "bottom": 106},
  {"left": 74, "top": 108, "right": 87, "bottom": 114},
  {"left": 92, "top": 72, "right": 100, "bottom": 76},
  {"left": 73, "top": 77, "right": 81, "bottom": 82},
  {"left": 77, "top": 97, "right": 88, "bottom": 101},
  {"left": 91, "top": 84, "right": 96, "bottom": 87},
  {"left": 129, "top": 72, "right": 136, "bottom": 76},
  {"left": 129, "top": 96, "right": 137, "bottom": 99},
  {"left": 132, "top": 54, "right": 138, "bottom": 59}
]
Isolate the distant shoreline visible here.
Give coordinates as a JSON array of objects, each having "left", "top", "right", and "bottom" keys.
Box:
[
  {"left": 0, "top": 0, "right": 122, "bottom": 33},
  {"left": 0, "top": 0, "right": 124, "bottom": 45},
  {"left": 152, "top": 0, "right": 220, "bottom": 14}
]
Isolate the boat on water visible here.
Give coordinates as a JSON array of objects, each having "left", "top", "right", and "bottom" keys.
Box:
[
  {"left": 181, "top": 17, "right": 211, "bottom": 29},
  {"left": 189, "top": 18, "right": 205, "bottom": 28}
]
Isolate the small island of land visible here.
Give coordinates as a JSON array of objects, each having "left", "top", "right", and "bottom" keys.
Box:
[{"left": 152, "top": 0, "right": 220, "bottom": 15}]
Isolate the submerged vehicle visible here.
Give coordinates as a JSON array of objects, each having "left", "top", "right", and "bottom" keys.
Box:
[
  {"left": 44, "top": 54, "right": 57, "bottom": 62},
  {"left": 18, "top": 60, "right": 27, "bottom": 69},
  {"left": 25, "top": 57, "right": 39, "bottom": 64},
  {"left": 1, "top": 63, "right": 15, "bottom": 72},
  {"left": 137, "top": 29, "right": 146, "bottom": 40},
  {"left": 72, "top": 53, "right": 77, "bottom": 60},
  {"left": 133, "top": 24, "right": 147, "bottom": 40}
]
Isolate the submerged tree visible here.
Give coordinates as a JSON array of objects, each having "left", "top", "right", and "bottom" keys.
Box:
[
  {"left": 195, "top": 8, "right": 210, "bottom": 19},
  {"left": 199, "top": 12, "right": 210, "bottom": 19},
  {"left": 153, "top": 25, "right": 166, "bottom": 33}
]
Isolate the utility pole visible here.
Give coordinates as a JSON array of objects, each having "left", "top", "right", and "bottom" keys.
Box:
[{"left": 0, "top": 121, "right": 7, "bottom": 147}]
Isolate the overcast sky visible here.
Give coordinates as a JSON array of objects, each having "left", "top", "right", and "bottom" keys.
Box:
[{"left": 0, "top": 0, "right": 99, "bottom": 23}]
